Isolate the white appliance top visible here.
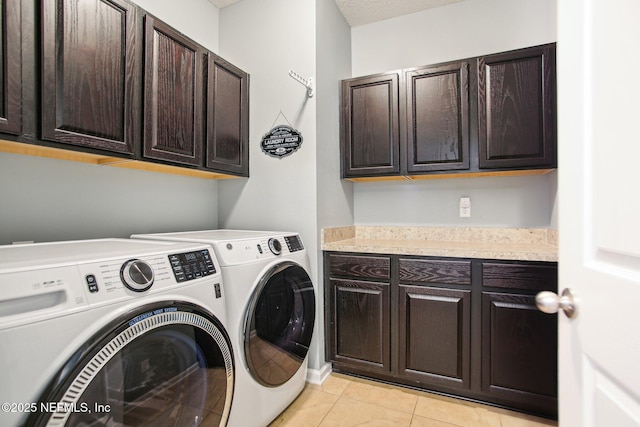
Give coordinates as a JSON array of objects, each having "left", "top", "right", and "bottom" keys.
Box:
[
  {"left": 133, "top": 229, "right": 288, "bottom": 242},
  {"left": 131, "top": 230, "right": 306, "bottom": 266},
  {"left": 0, "top": 238, "right": 198, "bottom": 271},
  {"left": 0, "top": 238, "right": 223, "bottom": 329}
]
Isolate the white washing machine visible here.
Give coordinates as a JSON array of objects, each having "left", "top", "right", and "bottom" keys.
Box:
[
  {"left": 132, "top": 230, "right": 315, "bottom": 427},
  {"left": 0, "top": 238, "right": 234, "bottom": 427}
]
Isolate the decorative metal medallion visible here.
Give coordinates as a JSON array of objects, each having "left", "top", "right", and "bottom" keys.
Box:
[{"left": 260, "top": 125, "right": 303, "bottom": 158}]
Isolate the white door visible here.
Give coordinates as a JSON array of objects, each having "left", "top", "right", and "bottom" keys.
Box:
[{"left": 557, "top": 0, "right": 640, "bottom": 425}]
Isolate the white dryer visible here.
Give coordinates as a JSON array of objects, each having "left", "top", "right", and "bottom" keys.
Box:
[
  {"left": 132, "top": 230, "right": 316, "bottom": 427},
  {"left": 0, "top": 238, "right": 234, "bottom": 427}
]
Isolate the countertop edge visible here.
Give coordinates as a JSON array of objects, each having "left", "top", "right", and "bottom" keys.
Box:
[{"left": 321, "top": 227, "right": 558, "bottom": 262}]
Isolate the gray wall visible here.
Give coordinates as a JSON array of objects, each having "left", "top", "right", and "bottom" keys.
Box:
[
  {"left": 314, "top": 0, "right": 354, "bottom": 373},
  {"left": 0, "top": 0, "right": 222, "bottom": 245},
  {"left": 218, "top": 0, "right": 353, "bottom": 372},
  {"left": 350, "top": 0, "right": 558, "bottom": 228}
]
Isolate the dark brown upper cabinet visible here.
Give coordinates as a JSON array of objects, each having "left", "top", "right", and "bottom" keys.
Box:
[
  {"left": 478, "top": 44, "right": 556, "bottom": 169},
  {"left": 206, "top": 53, "right": 249, "bottom": 176},
  {"left": 41, "top": 0, "right": 141, "bottom": 155},
  {"left": 341, "top": 72, "right": 401, "bottom": 177},
  {"left": 143, "top": 15, "right": 204, "bottom": 167},
  {"left": 340, "top": 44, "right": 556, "bottom": 180},
  {"left": 405, "top": 62, "right": 470, "bottom": 173},
  {"left": 0, "top": 0, "right": 21, "bottom": 135}
]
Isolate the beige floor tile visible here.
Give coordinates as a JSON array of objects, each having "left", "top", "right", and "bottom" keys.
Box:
[
  {"left": 319, "top": 396, "right": 413, "bottom": 427},
  {"left": 414, "top": 395, "right": 501, "bottom": 427},
  {"left": 269, "top": 387, "right": 339, "bottom": 427},
  {"left": 341, "top": 380, "right": 418, "bottom": 414},
  {"left": 410, "top": 414, "right": 461, "bottom": 426},
  {"left": 309, "top": 373, "right": 351, "bottom": 396}
]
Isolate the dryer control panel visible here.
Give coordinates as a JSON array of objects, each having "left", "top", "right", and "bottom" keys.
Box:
[{"left": 214, "top": 234, "right": 306, "bottom": 266}]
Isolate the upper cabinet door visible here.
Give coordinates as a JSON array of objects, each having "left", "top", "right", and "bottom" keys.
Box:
[
  {"left": 477, "top": 44, "right": 556, "bottom": 169},
  {"left": 341, "top": 72, "right": 401, "bottom": 177},
  {"left": 41, "top": 0, "right": 141, "bottom": 154},
  {"left": 143, "top": 15, "right": 204, "bottom": 166},
  {"left": 405, "top": 62, "right": 469, "bottom": 173},
  {"left": 206, "top": 53, "right": 249, "bottom": 176},
  {"left": 0, "top": 0, "right": 21, "bottom": 135}
]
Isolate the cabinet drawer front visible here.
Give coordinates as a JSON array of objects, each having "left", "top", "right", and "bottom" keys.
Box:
[
  {"left": 329, "top": 254, "right": 390, "bottom": 280},
  {"left": 399, "top": 258, "right": 471, "bottom": 285},
  {"left": 482, "top": 262, "right": 557, "bottom": 291}
]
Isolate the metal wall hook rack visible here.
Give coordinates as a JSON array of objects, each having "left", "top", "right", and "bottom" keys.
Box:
[{"left": 289, "top": 70, "right": 314, "bottom": 97}]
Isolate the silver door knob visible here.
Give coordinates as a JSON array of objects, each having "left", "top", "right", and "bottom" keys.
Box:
[{"left": 536, "top": 288, "right": 577, "bottom": 319}]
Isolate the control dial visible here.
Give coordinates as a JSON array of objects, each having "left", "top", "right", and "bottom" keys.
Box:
[
  {"left": 268, "top": 238, "right": 282, "bottom": 255},
  {"left": 121, "top": 259, "right": 154, "bottom": 292}
]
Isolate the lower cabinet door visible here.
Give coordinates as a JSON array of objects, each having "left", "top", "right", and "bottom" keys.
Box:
[
  {"left": 329, "top": 278, "right": 391, "bottom": 374},
  {"left": 482, "top": 291, "right": 558, "bottom": 416},
  {"left": 398, "top": 285, "right": 471, "bottom": 389}
]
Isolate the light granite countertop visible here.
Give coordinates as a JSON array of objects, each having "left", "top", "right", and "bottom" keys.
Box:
[{"left": 322, "top": 226, "right": 558, "bottom": 262}]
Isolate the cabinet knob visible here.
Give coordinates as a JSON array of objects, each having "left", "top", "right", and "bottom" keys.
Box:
[{"left": 535, "top": 288, "right": 578, "bottom": 319}]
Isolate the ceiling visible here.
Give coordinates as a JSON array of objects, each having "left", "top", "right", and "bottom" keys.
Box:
[{"left": 208, "top": 0, "right": 463, "bottom": 27}]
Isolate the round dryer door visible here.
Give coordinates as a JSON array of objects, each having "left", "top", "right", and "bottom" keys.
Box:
[
  {"left": 28, "top": 302, "right": 234, "bottom": 427},
  {"left": 244, "top": 261, "right": 316, "bottom": 387}
]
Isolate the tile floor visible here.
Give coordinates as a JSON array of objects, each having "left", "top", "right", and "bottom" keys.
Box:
[{"left": 269, "top": 373, "right": 558, "bottom": 427}]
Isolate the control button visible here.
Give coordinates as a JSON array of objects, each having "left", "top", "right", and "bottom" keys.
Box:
[
  {"left": 226, "top": 243, "right": 233, "bottom": 250},
  {"left": 257, "top": 244, "right": 263, "bottom": 254},
  {"left": 85, "top": 275, "right": 99, "bottom": 293},
  {"left": 268, "top": 238, "right": 282, "bottom": 255}
]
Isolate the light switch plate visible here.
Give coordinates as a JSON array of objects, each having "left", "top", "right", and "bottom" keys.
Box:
[{"left": 460, "top": 197, "right": 471, "bottom": 217}]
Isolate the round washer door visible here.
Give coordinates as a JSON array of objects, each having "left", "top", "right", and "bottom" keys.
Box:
[
  {"left": 244, "top": 261, "right": 316, "bottom": 387},
  {"left": 29, "top": 302, "right": 234, "bottom": 427}
]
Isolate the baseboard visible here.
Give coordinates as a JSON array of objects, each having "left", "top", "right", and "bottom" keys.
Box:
[{"left": 306, "top": 362, "right": 332, "bottom": 385}]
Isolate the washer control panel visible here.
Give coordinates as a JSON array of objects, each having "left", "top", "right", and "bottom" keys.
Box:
[
  {"left": 169, "top": 250, "right": 217, "bottom": 283},
  {"left": 284, "top": 235, "right": 304, "bottom": 252}
]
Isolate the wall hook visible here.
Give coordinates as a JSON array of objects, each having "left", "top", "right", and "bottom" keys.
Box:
[{"left": 289, "top": 70, "right": 314, "bottom": 97}]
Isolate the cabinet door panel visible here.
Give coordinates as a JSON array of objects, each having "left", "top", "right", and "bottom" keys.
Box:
[
  {"left": 482, "top": 291, "right": 558, "bottom": 415},
  {"left": 329, "top": 278, "right": 391, "bottom": 373},
  {"left": 478, "top": 44, "right": 556, "bottom": 169},
  {"left": 144, "top": 15, "right": 203, "bottom": 166},
  {"left": 0, "top": 0, "right": 21, "bottom": 135},
  {"left": 341, "top": 73, "right": 400, "bottom": 177},
  {"left": 399, "top": 285, "right": 470, "bottom": 389},
  {"left": 406, "top": 63, "right": 469, "bottom": 172},
  {"left": 42, "top": 0, "right": 140, "bottom": 153},
  {"left": 206, "top": 53, "right": 249, "bottom": 176}
]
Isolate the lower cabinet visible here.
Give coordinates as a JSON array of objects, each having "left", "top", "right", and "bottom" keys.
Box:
[
  {"left": 325, "top": 252, "right": 558, "bottom": 419},
  {"left": 329, "top": 278, "right": 391, "bottom": 374},
  {"left": 398, "top": 284, "right": 471, "bottom": 389}
]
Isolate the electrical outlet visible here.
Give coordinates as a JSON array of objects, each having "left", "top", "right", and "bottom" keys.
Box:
[{"left": 459, "top": 197, "right": 471, "bottom": 218}]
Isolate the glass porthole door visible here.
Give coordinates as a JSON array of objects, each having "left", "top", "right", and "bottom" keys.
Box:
[
  {"left": 244, "top": 262, "right": 316, "bottom": 387},
  {"left": 28, "top": 302, "right": 234, "bottom": 427}
]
